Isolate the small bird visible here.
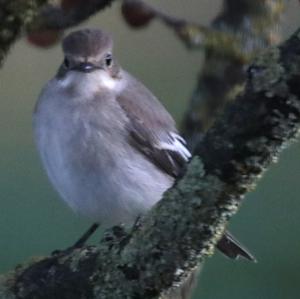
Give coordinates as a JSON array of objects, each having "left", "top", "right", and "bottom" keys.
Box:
[{"left": 33, "top": 28, "right": 254, "bottom": 262}]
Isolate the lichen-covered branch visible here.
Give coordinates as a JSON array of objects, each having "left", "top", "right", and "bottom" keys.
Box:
[
  {"left": 122, "top": 0, "right": 265, "bottom": 61},
  {"left": 0, "top": 0, "right": 46, "bottom": 65},
  {"left": 181, "top": 0, "right": 285, "bottom": 147},
  {"left": 1, "top": 27, "right": 300, "bottom": 299}
]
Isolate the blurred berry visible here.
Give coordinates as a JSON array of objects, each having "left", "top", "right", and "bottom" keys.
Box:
[
  {"left": 121, "top": 0, "right": 155, "bottom": 28},
  {"left": 27, "top": 30, "right": 62, "bottom": 48}
]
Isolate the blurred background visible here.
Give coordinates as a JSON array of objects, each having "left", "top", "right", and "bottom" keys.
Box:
[{"left": 0, "top": 1, "right": 299, "bottom": 298}]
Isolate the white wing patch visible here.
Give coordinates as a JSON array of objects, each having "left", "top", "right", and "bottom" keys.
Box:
[{"left": 156, "top": 132, "right": 191, "bottom": 161}]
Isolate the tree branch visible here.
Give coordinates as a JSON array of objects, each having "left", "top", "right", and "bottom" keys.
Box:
[
  {"left": 0, "top": 0, "right": 116, "bottom": 66},
  {"left": 1, "top": 27, "right": 300, "bottom": 299},
  {"left": 0, "top": 0, "right": 46, "bottom": 65},
  {"left": 30, "top": 0, "right": 114, "bottom": 31},
  {"left": 181, "top": 0, "right": 285, "bottom": 146},
  {"left": 126, "top": 0, "right": 282, "bottom": 63}
]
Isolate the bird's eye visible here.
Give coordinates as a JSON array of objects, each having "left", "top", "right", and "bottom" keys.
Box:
[
  {"left": 64, "top": 58, "right": 70, "bottom": 68},
  {"left": 105, "top": 54, "right": 112, "bottom": 67}
]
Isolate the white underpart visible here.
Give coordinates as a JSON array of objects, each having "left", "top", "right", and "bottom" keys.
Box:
[
  {"left": 98, "top": 71, "right": 119, "bottom": 90},
  {"left": 34, "top": 71, "right": 173, "bottom": 226},
  {"left": 157, "top": 132, "right": 191, "bottom": 161}
]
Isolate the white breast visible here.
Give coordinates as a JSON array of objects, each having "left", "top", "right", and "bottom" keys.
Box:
[{"left": 33, "top": 77, "right": 173, "bottom": 226}]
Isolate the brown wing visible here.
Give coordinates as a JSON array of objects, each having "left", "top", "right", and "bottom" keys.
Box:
[
  {"left": 116, "top": 71, "right": 191, "bottom": 178},
  {"left": 116, "top": 72, "right": 255, "bottom": 262}
]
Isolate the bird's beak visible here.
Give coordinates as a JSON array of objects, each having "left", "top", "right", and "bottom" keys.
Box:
[{"left": 71, "top": 62, "right": 101, "bottom": 73}]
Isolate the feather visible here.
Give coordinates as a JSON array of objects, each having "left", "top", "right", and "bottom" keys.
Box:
[{"left": 116, "top": 72, "right": 191, "bottom": 178}]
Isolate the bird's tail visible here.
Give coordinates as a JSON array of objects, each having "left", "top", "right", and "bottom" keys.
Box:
[
  {"left": 163, "top": 231, "right": 255, "bottom": 299},
  {"left": 217, "top": 231, "right": 256, "bottom": 262}
]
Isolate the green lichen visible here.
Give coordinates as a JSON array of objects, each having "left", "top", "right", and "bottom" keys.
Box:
[
  {"left": 91, "top": 158, "right": 230, "bottom": 299},
  {"left": 0, "top": 273, "right": 16, "bottom": 299},
  {"left": 68, "top": 247, "right": 97, "bottom": 272},
  {"left": 0, "top": 0, "right": 47, "bottom": 65},
  {"left": 251, "top": 46, "right": 285, "bottom": 93}
]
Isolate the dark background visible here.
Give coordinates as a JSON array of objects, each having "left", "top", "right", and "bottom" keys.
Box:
[{"left": 0, "top": 1, "right": 299, "bottom": 298}]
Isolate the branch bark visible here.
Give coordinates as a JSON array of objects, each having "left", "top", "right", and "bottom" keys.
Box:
[
  {"left": 30, "top": 0, "right": 114, "bottom": 31},
  {"left": 181, "top": 0, "right": 284, "bottom": 147},
  {"left": 1, "top": 27, "right": 300, "bottom": 299},
  {"left": 0, "top": 0, "right": 116, "bottom": 66}
]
